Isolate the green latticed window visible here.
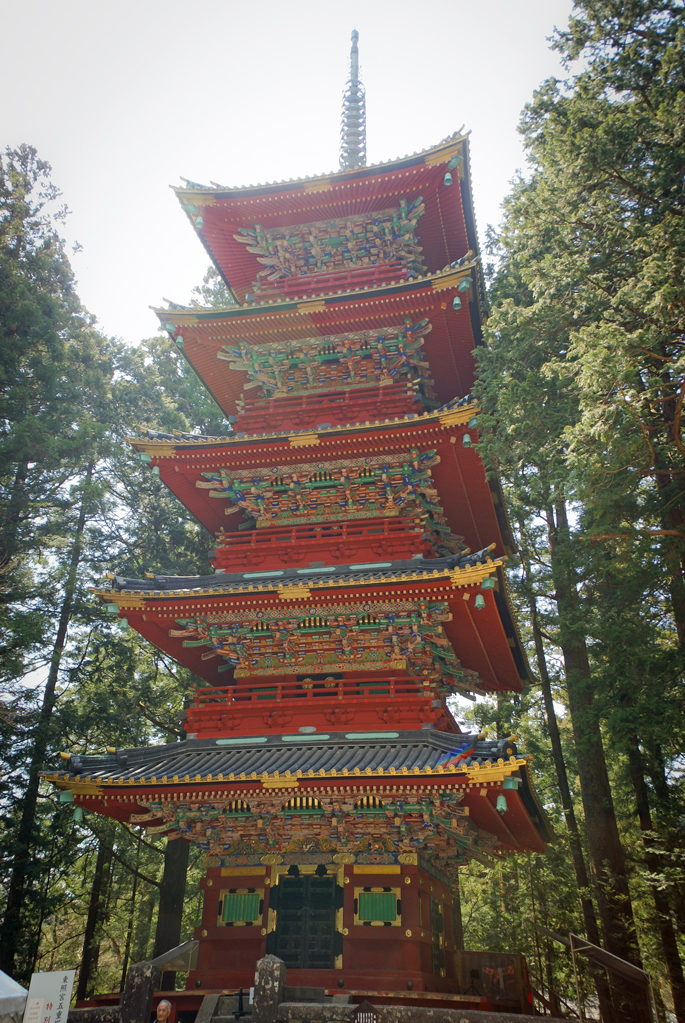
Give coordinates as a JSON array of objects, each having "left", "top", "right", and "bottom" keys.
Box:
[
  {"left": 357, "top": 890, "right": 397, "bottom": 923},
  {"left": 220, "top": 891, "right": 261, "bottom": 924}
]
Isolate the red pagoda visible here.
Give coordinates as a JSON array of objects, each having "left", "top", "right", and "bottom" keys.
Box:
[{"left": 46, "top": 31, "right": 552, "bottom": 1003}]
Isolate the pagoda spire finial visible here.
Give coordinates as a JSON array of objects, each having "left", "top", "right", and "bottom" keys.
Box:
[{"left": 339, "top": 29, "right": 367, "bottom": 171}]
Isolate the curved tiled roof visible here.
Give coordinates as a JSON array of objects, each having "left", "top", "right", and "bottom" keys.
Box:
[
  {"left": 107, "top": 548, "right": 498, "bottom": 598},
  {"left": 60, "top": 729, "right": 515, "bottom": 782}
]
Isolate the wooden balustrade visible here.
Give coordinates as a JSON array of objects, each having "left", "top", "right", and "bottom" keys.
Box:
[{"left": 191, "top": 676, "right": 432, "bottom": 707}]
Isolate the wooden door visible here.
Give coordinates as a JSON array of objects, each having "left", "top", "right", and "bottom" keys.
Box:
[{"left": 274, "top": 874, "right": 336, "bottom": 969}]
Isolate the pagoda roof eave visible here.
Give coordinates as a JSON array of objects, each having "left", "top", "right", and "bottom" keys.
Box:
[
  {"left": 152, "top": 266, "right": 484, "bottom": 422},
  {"left": 171, "top": 132, "right": 470, "bottom": 202},
  {"left": 90, "top": 551, "right": 531, "bottom": 690},
  {"left": 43, "top": 727, "right": 554, "bottom": 851},
  {"left": 94, "top": 549, "right": 504, "bottom": 602},
  {"left": 126, "top": 404, "right": 518, "bottom": 574},
  {"left": 171, "top": 134, "right": 481, "bottom": 306},
  {"left": 128, "top": 400, "right": 478, "bottom": 453},
  {"left": 152, "top": 262, "right": 479, "bottom": 326}
]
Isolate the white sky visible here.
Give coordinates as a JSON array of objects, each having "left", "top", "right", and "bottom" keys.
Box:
[{"left": 1, "top": 0, "right": 573, "bottom": 343}]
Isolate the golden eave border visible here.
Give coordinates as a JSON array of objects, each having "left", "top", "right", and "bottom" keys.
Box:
[
  {"left": 151, "top": 261, "right": 478, "bottom": 327},
  {"left": 42, "top": 753, "right": 530, "bottom": 796},
  {"left": 90, "top": 556, "right": 503, "bottom": 606},
  {"left": 127, "top": 401, "right": 480, "bottom": 458},
  {"left": 169, "top": 133, "right": 469, "bottom": 204}
]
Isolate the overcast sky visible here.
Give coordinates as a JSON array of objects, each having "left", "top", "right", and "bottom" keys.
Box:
[{"left": 2, "top": 0, "right": 574, "bottom": 343}]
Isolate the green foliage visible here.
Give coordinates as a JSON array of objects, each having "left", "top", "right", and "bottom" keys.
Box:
[
  {"left": 0, "top": 147, "right": 223, "bottom": 980},
  {"left": 472, "top": 1, "right": 685, "bottom": 1014}
]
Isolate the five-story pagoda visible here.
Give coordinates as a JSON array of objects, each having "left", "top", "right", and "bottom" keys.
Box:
[{"left": 47, "top": 31, "right": 552, "bottom": 999}]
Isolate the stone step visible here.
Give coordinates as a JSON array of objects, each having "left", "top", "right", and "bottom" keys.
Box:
[
  {"left": 283, "top": 987, "right": 326, "bottom": 1004},
  {"left": 216, "top": 998, "right": 252, "bottom": 1016}
]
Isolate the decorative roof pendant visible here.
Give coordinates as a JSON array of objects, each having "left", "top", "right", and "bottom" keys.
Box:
[{"left": 339, "top": 29, "right": 367, "bottom": 171}]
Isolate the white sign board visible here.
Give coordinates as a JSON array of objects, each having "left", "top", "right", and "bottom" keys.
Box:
[{"left": 23, "top": 971, "right": 75, "bottom": 1023}]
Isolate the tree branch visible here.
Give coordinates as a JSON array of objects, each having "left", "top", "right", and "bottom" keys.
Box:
[
  {"left": 580, "top": 530, "right": 685, "bottom": 542},
  {"left": 137, "top": 700, "right": 183, "bottom": 737}
]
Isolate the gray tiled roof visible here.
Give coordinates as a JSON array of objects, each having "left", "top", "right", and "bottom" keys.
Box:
[
  {"left": 109, "top": 550, "right": 496, "bottom": 597},
  {"left": 54, "top": 730, "right": 552, "bottom": 841},
  {"left": 61, "top": 730, "right": 515, "bottom": 782}
]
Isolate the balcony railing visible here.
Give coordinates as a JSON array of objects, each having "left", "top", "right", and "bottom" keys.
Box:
[
  {"left": 216, "top": 516, "right": 424, "bottom": 551},
  {"left": 190, "top": 675, "right": 434, "bottom": 708}
]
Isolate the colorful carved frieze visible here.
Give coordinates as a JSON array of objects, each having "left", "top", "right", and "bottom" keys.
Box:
[
  {"left": 197, "top": 449, "right": 455, "bottom": 537},
  {"left": 133, "top": 787, "right": 498, "bottom": 868},
  {"left": 219, "top": 318, "right": 436, "bottom": 403},
  {"left": 233, "top": 198, "right": 426, "bottom": 288},
  {"left": 169, "top": 601, "right": 482, "bottom": 688}
]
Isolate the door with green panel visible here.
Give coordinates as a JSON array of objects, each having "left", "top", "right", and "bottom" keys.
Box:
[{"left": 273, "top": 875, "right": 336, "bottom": 969}]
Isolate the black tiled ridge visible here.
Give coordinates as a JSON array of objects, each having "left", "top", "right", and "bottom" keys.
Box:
[
  {"left": 59, "top": 731, "right": 516, "bottom": 782},
  {"left": 109, "top": 549, "right": 496, "bottom": 596}
]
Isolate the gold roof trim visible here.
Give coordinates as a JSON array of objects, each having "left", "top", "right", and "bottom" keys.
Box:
[
  {"left": 128, "top": 403, "right": 481, "bottom": 453},
  {"left": 277, "top": 583, "right": 311, "bottom": 600},
  {"left": 91, "top": 558, "right": 502, "bottom": 605},
  {"left": 43, "top": 756, "right": 529, "bottom": 794},
  {"left": 288, "top": 433, "right": 320, "bottom": 448},
  {"left": 171, "top": 132, "right": 470, "bottom": 199},
  {"left": 153, "top": 260, "right": 479, "bottom": 325},
  {"left": 423, "top": 140, "right": 465, "bottom": 169}
]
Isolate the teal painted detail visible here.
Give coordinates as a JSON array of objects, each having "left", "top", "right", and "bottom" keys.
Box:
[
  {"left": 348, "top": 562, "right": 392, "bottom": 570},
  {"left": 243, "top": 570, "right": 284, "bottom": 579},
  {"left": 281, "top": 734, "right": 331, "bottom": 743},
  {"left": 345, "top": 732, "right": 399, "bottom": 740},
  {"left": 216, "top": 737, "right": 268, "bottom": 745}
]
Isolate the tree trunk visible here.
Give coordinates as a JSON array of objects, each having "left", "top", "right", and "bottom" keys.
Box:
[
  {"left": 132, "top": 892, "right": 156, "bottom": 964},
  {"left": 626, "top": 735, "right": 685, "bottom": 1023},
  {"left": 0, "top": 462, "right": 95, "bottom": 979},
  {"left": 548, "top": 499, "right": 648, "bottom": 1023},
  {"left": 525, "top": 581, "right": 615, "bottom": 1023},
  {"left": 77, "top": 833, "right": 114, "bottom": 1002},
  {"left": 120, "top": 836, "right": 141, "bottom": 993},
  {"left": 645, "top": 745, "right": 685, "bottom": 936},
  {"left": 655, "top": 376, "right": 685, "bottom": 648},
  {"left": 154, "top": 838, "right": 190, "bottom": 990},
  {"left": 0, "top": 458, "right": 29, "bottom": 570}
]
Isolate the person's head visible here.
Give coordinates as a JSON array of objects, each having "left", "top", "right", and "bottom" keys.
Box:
[{"left": 156, "top": 1000, "right": 172, "bottom": 1023}]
